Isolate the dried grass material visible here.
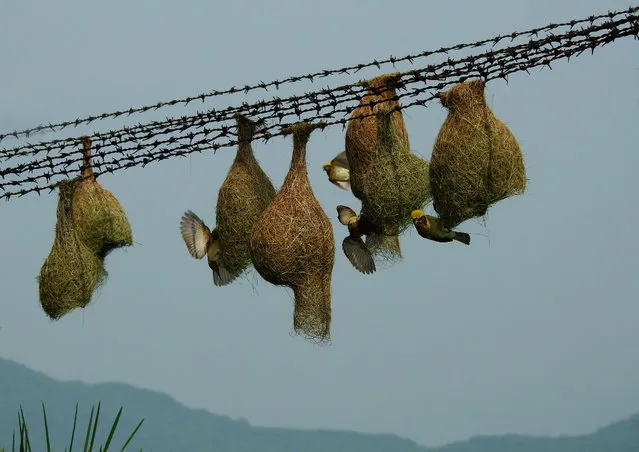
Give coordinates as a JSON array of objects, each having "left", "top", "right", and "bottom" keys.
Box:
[
  {"left": 430, "top": 79, "right": 526, "bottom": 228},
  {"left": 345, "top": 72, "right": 409, "bottom": 200},
  {"left": 72, "top": 177, "right": 133, "bottom": 259},
  {"left": 38, "top": 179, "right": 107, "bottom": 320},
  {"left": 249, "top": 121, "right": 334, "bottom": 343},
  {"left": 345, "top": 73, "right": 431, "bottom": 264},
  {"left": 293, "top": 274, "right": 331, "bottom": 343},
  {"left": 365, "top": 233, "right": 402, "bottom": 264},
  {"left": 215, "top": 115, "right": 277, "bottom": 278}
]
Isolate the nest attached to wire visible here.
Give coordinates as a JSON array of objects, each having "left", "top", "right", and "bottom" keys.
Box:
[
  {"left": 215, "top": 114, "right": 277, "bottom": 279},
  {"left": 38, "top": 179, "right": 108, "bottom": 320},
  {"left": 249, "top": 121, "right": 334, "bottom": 343},
  {"left": 72, "top": 175, "right": 133, "bottom": 259},
  {"left": 345, "top": 73, "right": 431, "bottom": 262},
  {"left": 430, "top": 79, "right": 527, "bottom": 228}
]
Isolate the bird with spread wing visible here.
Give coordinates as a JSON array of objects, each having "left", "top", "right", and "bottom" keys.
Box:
[
  {"left": 336, "top": 205, "right": 377, "bottom": 274},
  {"left": 179, "top": 210, "right": 235, "bottom": 286}
]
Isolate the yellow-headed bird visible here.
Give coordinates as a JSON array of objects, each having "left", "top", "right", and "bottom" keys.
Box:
[
  {"left": 411, "top": 210, "right": 471, "bottom": 245},
  {"left": 179, "top": 210, "right": 235, "bottom": 286},
  {"left": 336, "top": 205, "right": 376, "bottom": 274},
  {"left": 323, "top": 151, "right": 350, "bottom": 191}
]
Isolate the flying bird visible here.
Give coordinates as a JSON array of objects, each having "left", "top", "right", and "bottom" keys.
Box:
[
  {"left": 323, "top": 151, "right": 351, "bottom": 191},
  {"left": 410, "top": 210, "right": 471, "bottom": 245},
  {"left": 179, "top": 210, "right": 235, "bottom": 286},
  {"left": 336, "top": 205, "right": 376, "bottom": 274}
]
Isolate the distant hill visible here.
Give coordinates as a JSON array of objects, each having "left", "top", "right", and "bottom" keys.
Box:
[
  {"left": 434, "top": 412, "right": 639, "bottom": 452},
  {"left": 1, "top": 357, "right": 638, "bottom": 452}
]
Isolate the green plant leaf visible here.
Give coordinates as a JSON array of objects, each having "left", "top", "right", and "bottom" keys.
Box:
[
  {"left": 68, "top": 403, "right": 79, "bottom": 452},
  {"left": 101, "top": 407, "right": 122, "bottom": 452},
  {"left": 82, "top": 406, "right": 95, "bottom": 452},
  {"left": 119, "top": 418, "right": 144, "bottom": 452},
  {"left": 88, "top": 402, "right": 101, "bottom": 452},
  {"left": 42, "top": 402, "right": 51, "bottom": 452}
]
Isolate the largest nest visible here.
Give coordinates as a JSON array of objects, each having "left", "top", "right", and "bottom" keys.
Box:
[
  {"left": 345, "top": 72, "right": 432, "bottom": 262},
  {"left": 215, "top": 114, "right": 277, "bottom": 281},
  {"left": 430, "top": 79, "right": 527, "bottom": 228},
  {"left": 249, "top": 121, "right": 334, "bottom": 343}
]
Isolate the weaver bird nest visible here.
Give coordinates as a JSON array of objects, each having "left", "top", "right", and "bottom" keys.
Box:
[
  {"left": 215, "top": 114, "right": 277, "bottom": 280},
  {"left": 430, "top": 79, "right": 527, "bottom": 228},
  {"left": 345, "top": 72, "right": 431, "bottom": 263},
  {"left": 249, "top": 121, "right": 334, "bottom": 343},
  {"left": 38, "top": 137, "right": 132, "bottom": 319}
]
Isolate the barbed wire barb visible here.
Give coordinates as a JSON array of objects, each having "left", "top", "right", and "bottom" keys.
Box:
[
  {"left": 0, "top": 5, "right": 636, "bottom": 143},
  {"left": 0, "top": 5, "right": 637, "bottom": 202}
]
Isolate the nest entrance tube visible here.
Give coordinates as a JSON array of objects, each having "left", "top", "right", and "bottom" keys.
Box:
[
  {"left": 430, "top": 79, "right": 526, "bottom": 228},
  {"left": 215, "top": 114, "right": 277, "bottom": 281},
  {"left": 249, "top": 121, "right": 335, "bottom": 343},
  {"left": 345, "top": 72, "right": 432, "bottom": 265}
]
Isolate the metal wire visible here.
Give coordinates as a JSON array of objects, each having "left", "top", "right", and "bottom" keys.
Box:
[
  {"left": 0, "top": 6, "right": 635, "bottom": 144},
  {"left": 0, "top": 6, "right": 637, "bottom": 201}
]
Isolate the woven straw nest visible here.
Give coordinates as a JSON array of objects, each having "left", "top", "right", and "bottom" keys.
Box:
[
  {"left": 38, "top": 137, "right": 132, "bottom": 319},
  {"left": 215, "top": 114, "right": 277, "bottom": 281},
  {"left": 249, "top": 121, "right": 335, "bottom": 343},
  {"left": 345, "top": 72, "right": 432, "bottom": 264},
  {"left": 430, "top": 79, "right": 527, "bottom": 228}
]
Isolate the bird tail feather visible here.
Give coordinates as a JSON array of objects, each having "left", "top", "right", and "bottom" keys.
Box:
[{"left": 454, "top": 232, "right": 471, "bottom": 245}]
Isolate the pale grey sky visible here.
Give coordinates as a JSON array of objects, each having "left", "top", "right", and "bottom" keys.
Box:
[{"left": 1, "top": 0, "right": 638, "bottom": 447}]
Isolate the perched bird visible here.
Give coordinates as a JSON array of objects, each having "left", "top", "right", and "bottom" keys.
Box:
[
  {"left": 410, "top": 210, "right": 471, "bottom": 245},
  {"left": 336, "top": 205, "right": 376, "bottom": 274},
  {"left": 179, "top": 210, "right": 235, "bottom": 286},
  {"left": 323, "top": 151, "right": 351, "bottom": 191}
]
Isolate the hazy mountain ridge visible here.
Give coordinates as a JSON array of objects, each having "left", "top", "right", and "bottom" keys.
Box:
[{"left": 1, "top": 357, "right": 637, "bottom": 451}]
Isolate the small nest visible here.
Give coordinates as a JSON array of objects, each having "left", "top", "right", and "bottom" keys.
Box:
[
  {"left": 215, "top": 114, "right": 277, "bottom": 279},
  {"left": 249, "top": 121, "right": 334, "bottom": 343},
  {"left": 345, "top": 73, "right": 431, "bottom": 263},
  {"left": 430, "top": 79, "right": 526, "bottom": 228},
  {"left": 72, "top": 176, "right": 133, "bottom": 259},
  {"left": 38, "top": 179, "right": 108, "bottom": 320}
]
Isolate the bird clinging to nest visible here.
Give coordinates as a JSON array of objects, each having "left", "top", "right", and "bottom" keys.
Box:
[
  {"left": 336, "top": 205, "right": 376, "bottom": 274},
  {"left": 179, "top": 210, "right": 235, "bottom": 286},
  {"left": 323, "top": 151, "right": 350, "bottom": 191},
  {"left": 410, "top": 210, "right": 471, "bottom": 245}
]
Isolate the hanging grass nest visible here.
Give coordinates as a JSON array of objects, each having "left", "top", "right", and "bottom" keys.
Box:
[
  {"left": 72, "top": 137, "right": 133, "bottom": 259},
  {"left": 215, "top": 114, "right": 277, "bottom": 279},
  {"left": 430, "top": 79, "right": 527, "bottom": 228},
  {"left": 345, "top": 73, "right": 431, "bottom": 263},
  {"left": 249, "top": 121, "right": 334, "bottom": 343},
  {"left": 38, "top": 179, "right": 108, "bottom": 320}
]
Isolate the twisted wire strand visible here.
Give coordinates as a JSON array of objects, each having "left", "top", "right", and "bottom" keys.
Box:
[
  {"left": 0, "top": 5, "right": 635, "bottom": 144},
  {"left": 0, "top": 7, "right": 637, "bottom": 201}
]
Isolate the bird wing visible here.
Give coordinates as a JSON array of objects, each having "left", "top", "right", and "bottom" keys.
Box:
[
  {"left": 332, "top": 151, "right": 350, "bottom": 170},
  {"left": 342, "top": 236, "right": 376, "bottom": 274},
  {"left": 337, "top": 205, "right": 358, "bottom": 225},
  {"left": 334, "top": 180, "right": 350, "bottom": 191},
  {"left": 180, "top": 210, "right": 211, "bottom": 260},
  {"left": 209, "top": 260, "right": 237, "bottom": 287}
]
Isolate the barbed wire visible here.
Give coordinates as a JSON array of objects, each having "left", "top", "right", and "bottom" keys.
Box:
[
  {"left": 3, "top": 8, "right": 635, "bottom": 166},
  {"left": 0, "top": 5, "right": 636, "bottom": 144},
  {"left": 2, "top": 6, "right": 635, "bottom": 164},
  {"left": 0, "top": 7, "right": 637, "bottom": 201}
]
